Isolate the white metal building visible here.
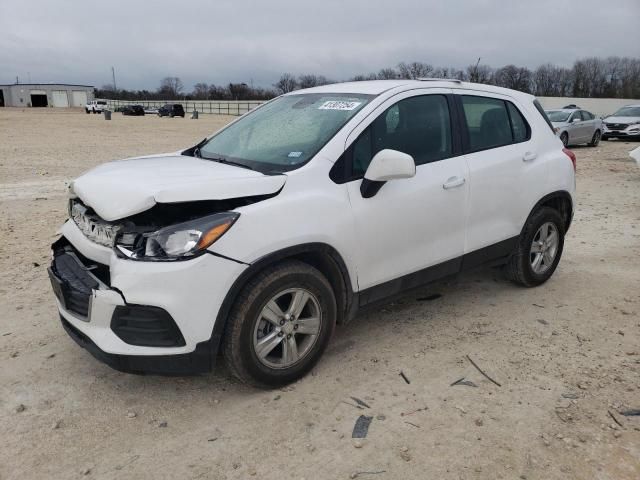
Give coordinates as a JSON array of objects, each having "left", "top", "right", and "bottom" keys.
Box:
[{"left": 0, "top": 83, "right": 94, "bottom": 108}]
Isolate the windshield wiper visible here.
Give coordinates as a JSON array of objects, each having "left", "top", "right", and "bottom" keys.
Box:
[{"left": 201, "top": 154, "right": 255, "bottom": 171}]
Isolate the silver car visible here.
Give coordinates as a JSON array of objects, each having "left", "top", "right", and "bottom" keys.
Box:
[
  {"left": 602, "top": 104, "right": 640, "bottom": 141},
  {"left": 546, "top": 108, "right": 603, "bottom": 147}
]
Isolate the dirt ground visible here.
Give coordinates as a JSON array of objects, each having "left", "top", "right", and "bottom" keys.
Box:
[{"left": 0, "top": 108, "right": 638, "bottom": 480}]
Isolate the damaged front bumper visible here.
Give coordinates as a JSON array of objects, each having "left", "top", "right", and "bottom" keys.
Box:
[{"left": 49, "top": 220, "right": 247, "bottom": 374}]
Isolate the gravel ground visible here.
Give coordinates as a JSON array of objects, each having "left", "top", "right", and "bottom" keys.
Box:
[{"left": 0, "top": 108, "right": 639, "bottom": 480}]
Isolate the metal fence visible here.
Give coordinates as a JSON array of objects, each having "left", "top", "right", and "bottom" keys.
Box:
[{"left": 102, "top": 99, "right": 265, "bottom": 116}]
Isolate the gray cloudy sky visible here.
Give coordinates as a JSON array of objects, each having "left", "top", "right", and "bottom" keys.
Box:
[{"left": 1, "top": 0, "right": 638, "bottom": 90}]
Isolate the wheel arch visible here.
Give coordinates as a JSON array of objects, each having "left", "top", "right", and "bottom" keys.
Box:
[
  {"left": 524, "top": 191, "right": 573, "bottom": 234},
  {"left": 210, "top": 243, "right": 356, "bottom": 359}
]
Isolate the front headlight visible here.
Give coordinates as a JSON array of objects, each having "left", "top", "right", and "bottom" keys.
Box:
[
  {"left": 115, "top": 212, "right": 239, "bottom": 261},
  {"left": 627, "top": 123, "right": 640, "bottom": 131}
]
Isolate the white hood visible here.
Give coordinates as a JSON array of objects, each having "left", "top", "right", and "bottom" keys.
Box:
[{"left": 71, "top": 155, "right": 286, "bottom": 221}]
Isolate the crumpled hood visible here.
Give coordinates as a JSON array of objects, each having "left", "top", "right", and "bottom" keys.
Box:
[
  {"left": 604, "top": 116, "right": 640, "bottom": 124},
  {"left": 71, "top": 155, "right": 286, "bottom": 221}
]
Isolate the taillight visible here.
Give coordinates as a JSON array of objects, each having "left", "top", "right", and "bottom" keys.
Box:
[{"left": 563, "top": 147, "right": 576, "bottom": 171}]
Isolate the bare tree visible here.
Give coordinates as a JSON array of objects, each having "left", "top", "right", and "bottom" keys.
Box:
[
  {"left": 297, "top": 74, "right": 331, "bottom": 89},
  {"left": 466, "top": 64, "right": 493, "bottom": 84},
  {"left": 192, "top": 83, "right": 209, "bottom": 99},
  {"left": 158, "top": 77, "right": 183, "bottom": 98},
  {"left": 494, "top": 65, "right": 532, "bottom": 93},
  {"left": 397, "top": 61, "right": 434, "bottom": 79},
  {"left": 274, "top": 73, "right": 298, "bottom": 94},
  {"left": 377, "top": 68, "right": 397, "bottom": 79}
]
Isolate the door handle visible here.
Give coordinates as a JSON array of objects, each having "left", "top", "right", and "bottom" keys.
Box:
[
  {"left": 442, "top": 176, "right": 465, "bottom": 189},
  {"left": 523, "top": 151, "right": 537, "bottom": 162}
]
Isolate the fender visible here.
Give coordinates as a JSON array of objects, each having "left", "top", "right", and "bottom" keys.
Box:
[
  {"left": 522, "top": 190, "right": 574, "bottom": 234},
  {"left": 208, "top": 242, "right": 356, "bottom": 362}
]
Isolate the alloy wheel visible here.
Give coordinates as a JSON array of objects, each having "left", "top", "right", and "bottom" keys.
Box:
[
  {"left": 253, "top": 288, "right": 322, "bottom": 369},
  {"left": 530, "top": 222, "right": 559, "bottom": 274}
]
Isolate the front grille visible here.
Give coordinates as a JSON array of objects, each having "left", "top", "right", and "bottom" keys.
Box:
[
  {"left": 605, "top": 123, "right": 627, "bottom": 131},
  {"left": 70, "top": 199, "right": 122, "bottom": 247}
]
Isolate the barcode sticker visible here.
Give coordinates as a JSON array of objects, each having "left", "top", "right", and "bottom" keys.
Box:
[{"left": 318, "top": 101, "right": 362, "bottom": 111}]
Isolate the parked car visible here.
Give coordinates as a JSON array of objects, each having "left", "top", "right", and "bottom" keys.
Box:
[
  {"left": 121, "top": 105, "right": 145, "bottom": 116},
  {"left": 157, "top": 103, "right": 185, "bottom": 117},
  {"left": 546, "top": 108, "right": 603, "bottom": 147},
  {"left": 50, "top": 80, "right": 576, "bottom": 387},
  {"left": 85, "top": 100, "right": 108, "bottom": 114},
  {"left": 602, "top": 104, "right": 640, "bottom": 141}
]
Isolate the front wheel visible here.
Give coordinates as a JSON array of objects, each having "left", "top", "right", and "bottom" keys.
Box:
[
  {"left": 504, "top": 207, "right": 565, "bottom": 287},
  {"left": 589, "top": 130, "right": 601, "bottom": 147},
  {"left": 222, "top": 260, "right": 336, "bottom": 388}
]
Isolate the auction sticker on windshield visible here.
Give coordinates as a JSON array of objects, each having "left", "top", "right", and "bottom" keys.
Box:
[{"left": 318, "top": 100, "right": 362, "bottom": 111}]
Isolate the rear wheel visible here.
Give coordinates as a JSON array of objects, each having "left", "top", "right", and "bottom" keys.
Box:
[
  {"left": 504, "top": 207, "right": 565, "bottom": 287},
  {"left": 223, "top": 260, "right": 336, "bottom": 388},
  {"left": 589, "top": 130, "right": 601, "bottom": 147}
]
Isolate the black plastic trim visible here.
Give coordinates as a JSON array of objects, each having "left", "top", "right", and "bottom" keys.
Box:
[
  {"left": 211, "top": 243, "right": 356, "bottom": 348},
  {"left": 61, "top": 315, "right": 213, "bottom": 375}
]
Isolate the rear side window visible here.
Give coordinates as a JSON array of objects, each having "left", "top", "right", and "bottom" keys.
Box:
[
  {"left": 507, "top": 103, "right": 528, "bottom": 143},
  {"left": 461, "top": 95, "right": 530, "bottom": 151},
  {"left": 351, "top": 94, "right": 453, "bottom": 176}
]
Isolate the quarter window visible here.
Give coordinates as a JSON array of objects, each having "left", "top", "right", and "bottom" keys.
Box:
[
  {"left": 461, "top": 95, "right": 531, "bottom": 152},
  {"left": 351, "top": 95, "right": 452, "bottom": 176}
]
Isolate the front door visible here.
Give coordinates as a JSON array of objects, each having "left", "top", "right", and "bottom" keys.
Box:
[{"left": 343, "top": 90, "right": 469, "bottom": 299}]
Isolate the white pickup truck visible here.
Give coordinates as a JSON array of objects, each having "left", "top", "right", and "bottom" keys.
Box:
[{"left": 85, "top": 100, "right": 108, "bottom": 114}]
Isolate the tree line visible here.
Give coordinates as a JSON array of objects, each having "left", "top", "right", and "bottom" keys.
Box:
[{"left": 95, "top": 56, "right": 640, "bottom": 101}]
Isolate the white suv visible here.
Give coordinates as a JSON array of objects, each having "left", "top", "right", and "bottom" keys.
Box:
[{"left": 49, "top": 80, "right": 576, "bottom": 387}]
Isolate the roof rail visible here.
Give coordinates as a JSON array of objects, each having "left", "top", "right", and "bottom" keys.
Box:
[{"left": 417, "top": 77, "right": 463, "bottom": 84}]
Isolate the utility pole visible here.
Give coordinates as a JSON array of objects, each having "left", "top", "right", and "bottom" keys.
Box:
[{"left": 111, "top": 66, "right": 117, "bottom": 91}]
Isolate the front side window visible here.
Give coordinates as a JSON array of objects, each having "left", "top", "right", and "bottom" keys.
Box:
[
  {"left": 199, "top": 93, "right": 372, "bottom": 172},
  {"left": 351, "top": 94, "right": 452, "bottom": 176},
  {"left": 461, "top": 95, "right": 530, "bottom": 151},
  {"left": 571, "top": 111, "right": 584, "bottom": 122}
]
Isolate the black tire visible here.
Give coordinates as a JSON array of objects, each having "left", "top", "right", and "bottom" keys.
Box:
[
  {"left": 222, "top": 260, "right": 337, "bottom": 388},
  {"left": 504, "top": 207, "right": 565, "bottom": 287},
  {"left": 85, "top": 108, "right": 90, "bottom": 114},
  {"left": 560, "top": 132, "right": 569, "bottom": 147},
  {"left": 588, "top": 130, "right": 601, "bottom": 147}
]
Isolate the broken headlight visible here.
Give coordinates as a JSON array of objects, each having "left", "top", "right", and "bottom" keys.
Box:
[{"left": 114, "top": 212, "right": 239, "bottom": 261}]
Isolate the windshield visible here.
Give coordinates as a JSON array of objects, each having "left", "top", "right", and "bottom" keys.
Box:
[
  {"left": 611, "top": 106, "right": 640, "bottom": 117},
  {"left": 546, "top": 110, "right": 571, "bottom": 122},
  {"left": 198, "top": 93, "right": 373, "bottom": 172}
]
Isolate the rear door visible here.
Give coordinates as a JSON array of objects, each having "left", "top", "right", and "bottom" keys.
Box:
[
  {"left": 341, "top": 89, "right": 469, "bottom": 296},
  {"left": 455, "top": 92, "right": 547, "bottom": 255}
]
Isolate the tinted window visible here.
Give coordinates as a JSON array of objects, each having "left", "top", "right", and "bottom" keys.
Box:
[
  {"left": 507, "top": 103, "right": 528, "bottom": 143},
  {"left": 571, "top": 111, "right": 583, "bottom": 121},
  {"left": 351, "top": 95, "right": 452, "bottom": 176},
  {"left": 462, "top": 96, "right": 531, "bottom": 151},
  {"left": 583, "top": 110, "right": 594, "bottom": 120},
  {"left": 462, "top": 96, "right": 512, "bottom": 150}
]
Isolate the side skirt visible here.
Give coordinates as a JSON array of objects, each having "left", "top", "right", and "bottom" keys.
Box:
[{"left": 357, "top": 236, "right": 519, "bottom": 309}]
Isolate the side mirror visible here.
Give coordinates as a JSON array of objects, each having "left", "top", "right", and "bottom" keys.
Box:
[
  {"left": 572, "top": 117, "right": 581, "bottom": 123},
  {"left": 361, "top": 149, "right": 416, "bottom": 198}
]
